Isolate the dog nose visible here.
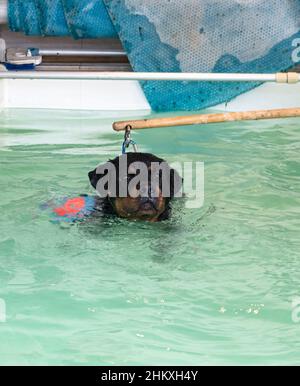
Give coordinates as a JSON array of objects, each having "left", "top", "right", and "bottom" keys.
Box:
[
  {"left": 140, "top": 196, "right": 157, "bottom": 205},
  {"left": 139, "top": 196, "right": 158, "bottom": 212},
  {"left": 139, "top": 184, "right": 158, "bottom": 208}
]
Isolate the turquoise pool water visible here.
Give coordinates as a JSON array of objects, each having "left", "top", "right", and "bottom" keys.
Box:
[{"left": 0, "top": 109, "right": 300, "bottom": 365}]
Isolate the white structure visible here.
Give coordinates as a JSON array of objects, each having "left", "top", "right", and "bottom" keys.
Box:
[
  {"left": 0, "top": 0, "right": 299, "bottom": 113},
  {"left": 0, "top": 69, "right": 300, "bottom": 112}
]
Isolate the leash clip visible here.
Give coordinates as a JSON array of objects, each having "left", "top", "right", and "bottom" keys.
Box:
[{"left": 122, "top": 125, "right": 138, "bottom": 154}]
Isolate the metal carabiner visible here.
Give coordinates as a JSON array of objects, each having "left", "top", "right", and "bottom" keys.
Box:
[{"left": 122, "top": 125, "right": 138, "bottom": 154}]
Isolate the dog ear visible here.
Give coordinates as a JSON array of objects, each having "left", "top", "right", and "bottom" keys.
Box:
[
  {"left": 88, "top": 168, "right": 99, "bottom": 189},
  {"left": 88, "top": 161, "right": 113, "bottom": 189}
]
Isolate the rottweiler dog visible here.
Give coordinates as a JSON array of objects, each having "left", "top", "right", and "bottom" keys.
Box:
[
  {"left": 88, "top": 152, "right": 183, "bottom": 222},
  {"left": 49, "top": 153, "right": 182, "bottom": 223}
]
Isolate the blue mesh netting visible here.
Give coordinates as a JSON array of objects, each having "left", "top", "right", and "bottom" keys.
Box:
[
  {"left": 7, "top": 1, "right": 300, "bottom": 111},
  {"left": 104, "top": 0, "right": 300, "bottom": 111},
  {"left": 8, "top": 0, "right": 117, "bottom": 38}
]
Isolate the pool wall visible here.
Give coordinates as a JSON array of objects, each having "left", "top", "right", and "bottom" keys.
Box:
[{"left": 0, "top": 77, "right": 300, "bottom": 112}]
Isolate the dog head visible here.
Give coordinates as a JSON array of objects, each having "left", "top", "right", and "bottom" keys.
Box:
[{"left": 89, "top": 153, "right": 182, "bottom": 222}]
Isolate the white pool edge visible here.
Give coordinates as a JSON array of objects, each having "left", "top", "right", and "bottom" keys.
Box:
[{"left": 0, "top": 78, "right": 300, "bottom": 113}]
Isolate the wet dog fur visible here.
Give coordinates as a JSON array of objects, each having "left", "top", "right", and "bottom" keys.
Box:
[{"left": 88, "top": 152, "right": 182, "bottom": 222}]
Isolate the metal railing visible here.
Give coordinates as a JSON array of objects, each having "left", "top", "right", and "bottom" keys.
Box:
[{"left": 0, "top": 71, "right": 298, "bottom": 83}]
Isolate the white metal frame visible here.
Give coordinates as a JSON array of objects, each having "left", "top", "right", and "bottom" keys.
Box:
[{"left": 0, "top": 70, "right": 299, "bottom": 83}]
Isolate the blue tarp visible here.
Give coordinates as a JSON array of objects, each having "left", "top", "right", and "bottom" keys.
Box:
[
  {"left": 8, "top": 0, "right": 117, "bottom": 38},
  {"left": 7, "top": 1, "right": 300, "bottom": 111}
]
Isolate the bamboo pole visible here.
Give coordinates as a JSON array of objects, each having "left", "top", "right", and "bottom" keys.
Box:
[{"left": 113, "top": 107, "right": 300, "bottom": 131}]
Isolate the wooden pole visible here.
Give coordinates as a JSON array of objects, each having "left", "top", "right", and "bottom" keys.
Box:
[{"left": 113, "top": 107, "right": 300, "bottom": 131}]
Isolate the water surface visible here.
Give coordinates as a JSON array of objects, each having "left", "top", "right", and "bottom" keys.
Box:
[{"left": 0, "top": 109, "right": 300, "bottom": 365}]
